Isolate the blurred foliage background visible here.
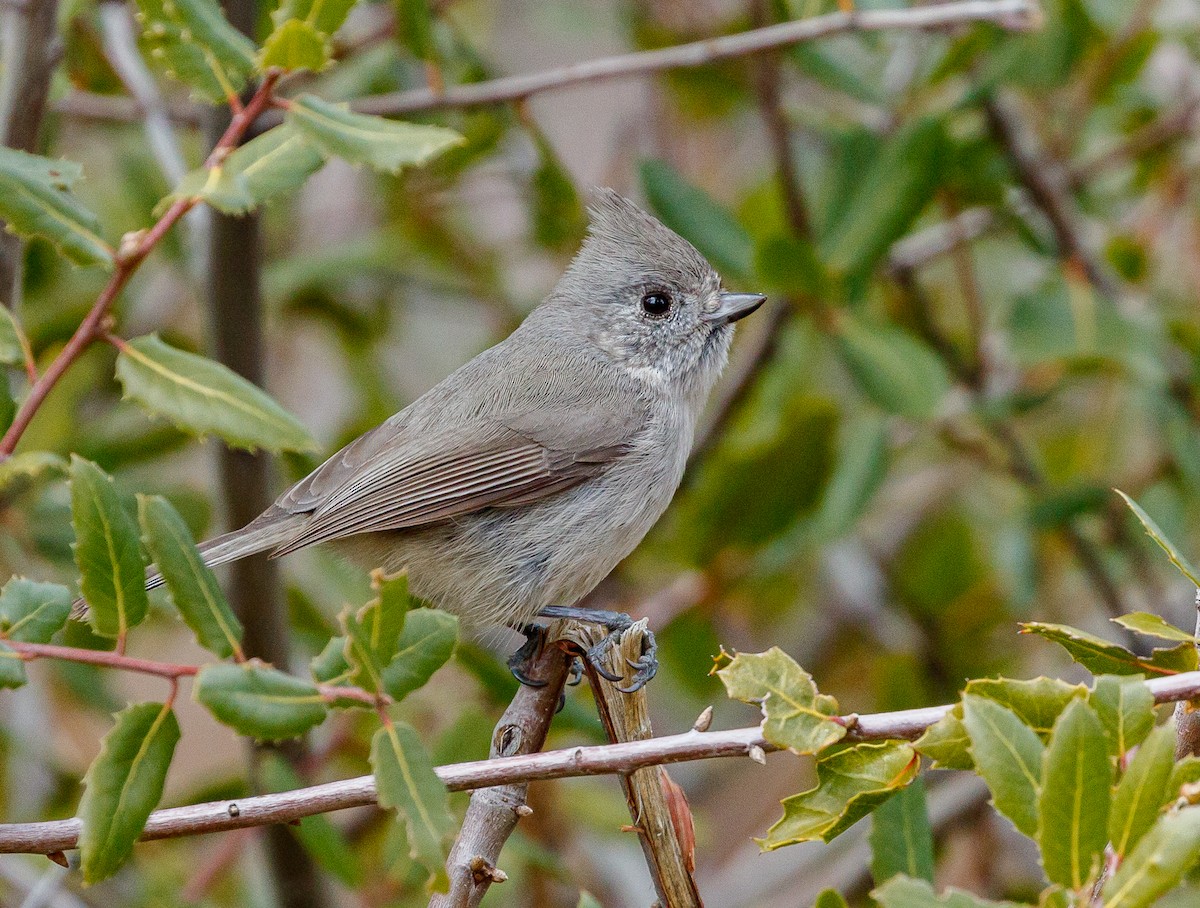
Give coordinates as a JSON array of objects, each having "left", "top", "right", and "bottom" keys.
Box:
[{"left": 5, "top": 0, "right": 1200, "bottom": 904}]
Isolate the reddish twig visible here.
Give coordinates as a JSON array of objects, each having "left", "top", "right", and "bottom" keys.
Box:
[{"left": 0, "top": 69, "right": 282, "bottom": 460}]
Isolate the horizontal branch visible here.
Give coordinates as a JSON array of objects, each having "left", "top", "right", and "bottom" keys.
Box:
[
  {"left": 5, "top": 667, "right": 1198, "bottom": 856},
  {"left": 351, "top": 0, "right": 1040, "bottom": 117}
]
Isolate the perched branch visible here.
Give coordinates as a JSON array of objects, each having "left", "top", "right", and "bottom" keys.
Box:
[
  {"left": 429, "top": 640, "right": 571, "bottom": 908},
  {"left": 5, "top": 668, "right": 1199, "bottom": 856},
  {"left": 1177, "top": 591, "right": 1200, "bottom": 759},
  {"left": 0, "top": 70, "right": 281, "bottom": 460}
]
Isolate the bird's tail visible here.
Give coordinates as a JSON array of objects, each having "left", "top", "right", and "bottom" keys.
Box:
[{"left": 70, "top": 515, "right": 302, "bottom": 619}]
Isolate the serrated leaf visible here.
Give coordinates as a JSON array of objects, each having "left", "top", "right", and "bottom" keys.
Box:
[
  {"left": 0, "top": 577, "right": 71, "bottom": 643},
  {"left": 1022, "top": 622, "right": 1193, "bottom": 676},
  {"left": 371, "top": 721, "right": 454, "bottom": 893},
  {"left": 873, "top": 876, "right": 1028, "bottom": 908},
  {"left": 1089, "top": 675, "right": 1155, "bottom": 757},
  {"left": 133, "top": 0, "right": 256, "bottom": 103},
  {"left": 966, "top": 677, "right": 1088, "bottom": 736},
  {"left": 833, "top": 314, "right": 952, "bottom": 420},
  {"left": 0, "top": 147, "right": 112, "bottom": 267},
  {"left": 639, "top": 158, "right": 753, "bottom": 280},
  {"left": 1112, "top": 611, "right": 1198, "bottom": 643},
  {"left": 717, "top": 647, "right": 845, "bottom": 754},
  {"left": 1037, "top": 699, "right": 1112, "bottom": 889},
  {"left": 1101, "top": 808, "right": 1200, "bottom": 908},
  {"left": 1110, "top": 722, "right": 1177, "bottom": 858},
  {"left": 0, "top": 642, "right": 27, "bottom": 689},
  {"left": 962, "top": 694, "right": 1045, "bottom": 837},
  {"left": 70, "top": 456, "right": 149, "bottom": 639},
  {"left": 259, "top": 18, "right": 330, "bottom": 72},
  {"left": 287, "top": 95, "right": 463, "bottom": 175},
  {"left": 1117, "top": 490, "right": 1200, "bottom": 588},
  {"left": 163, "top": 124, "right": 326, "bottom": 215},
  {"left": 138, "top": 495, "right": 242, "bottom": 659},
  {"left": 0, "top": 307, "right": 26, "bottom": 365},
  {"left": 381, "top": 608, "right": 457, "bottom": 702},
  {"left": 759, "top": 742, "right": 918, "bottom": 849},
  {"left": 115, "top": 335, "right": 316, "bottom": 454},
  {"left": 261, "top": 754, "right": 362, "bottom": 886},
  {"left": 78, "top": 702, "right": 180, "bottom": 883},
  {"left": 194, "top": 662, "right": 327, "bottom": 741},
  {"left": 914, "top": 707, "right": 974, "bottom": 770},
  {"left": 870, "top": 777, "right": 934, "bottom": 885}
]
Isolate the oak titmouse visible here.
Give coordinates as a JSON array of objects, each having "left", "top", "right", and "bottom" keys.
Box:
[{"left": 166, "top": 190, "right": 763, "bottom": 681}]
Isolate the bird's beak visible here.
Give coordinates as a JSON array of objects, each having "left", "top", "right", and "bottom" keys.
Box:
[{"left": 706, "top": 291, "right": 767, "bottom": 326}]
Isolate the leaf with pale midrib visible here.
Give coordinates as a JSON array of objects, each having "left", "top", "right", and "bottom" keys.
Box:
[
  {"left": 1109, "top": 722, "right": 1176, "bottom": 858},
  {"left": 1101, "top": 807, "right": 1200, "bottom": 908},
  {"left": 194, "top": 662, "right": 328, "bottom": 741},
  {"left": 962, "top": 694, "right": 1044, "bottom": 837}
]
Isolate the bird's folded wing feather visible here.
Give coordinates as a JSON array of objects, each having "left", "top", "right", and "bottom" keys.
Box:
[{"left": 270, "top": 401, "right": 648, "bottom": 555}]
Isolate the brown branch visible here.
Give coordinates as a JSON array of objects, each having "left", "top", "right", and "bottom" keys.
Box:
[
  {"left": 5, "top": 668, "right": 1199, "bottom": 856},
  {"left": 340, "top": 0, "right": 1042, "bottom": 119},
  {"left": 0, "top": 69, "right": 281, "bottom": 460},
  {"left": 1177, "top": 591, "right": 1200, "bottom": 759},
  {"left": 429, "top": 639, "right": 572, "bottom": 908}
]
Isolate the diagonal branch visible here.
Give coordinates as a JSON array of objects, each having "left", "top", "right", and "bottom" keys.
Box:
[{"left": 4, "top": 667, "right": 1199, "bottom": 856}]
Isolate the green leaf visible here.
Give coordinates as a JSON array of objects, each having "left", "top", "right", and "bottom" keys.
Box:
[
  {"left": 965, "top": 677, "right": 1088, "bottom": 737},
  {"left": 259, "top": 19, "right": 330, "bottom": 72},
  {"left": 716, "top": 647, "right": 845, "bottom": 754},
  {"left": 962, "top": 694, "right": 1045, "bottom": 837},
  {"left": 138, "top": 495, "right": 243, "bottom": 659},
  {"left": 1109, "top": 722, "right": 1177, "bottom": 858},
  {"left": 819, "top": 117, "right": 945, "bottom": 277},
  {"left": 639, "top": 158, "right": 754, "bottom": 280},
  {"left": 0, "top": 451, "right": 67, "bottom": 499},
  {"left": 0, "top": 148, "right": 112, "bottom": 267},
  {"left": 0, "top": 577, "right": 71, "bottom": 643},
  {"left": 834, "top": 314, "right": 952, "bottom": 420},
  {"left": 272, "top": 0, "right": 356, "bottom": 39},
  {"left": 132, "top": 0, "right": 256, "bottom": 103},
  {"left": 1022, "top": 622, "right": 1194, "bottom": 676},
  {"left": 0, "top": 642, "right": 27, "bottom": 689},
  {"left": 759, "top": 742, "right": 918, "bottom": 849},
  {"left": 311, "top": 634, "right": 351, "bottom": 683},
  {"left": 194, "top": 662, "right": 328, "bottom": 741},
  {"left": 395, "top": 0, "right": 435, "bottom": 59},
  {"left": 1037, "top": 699, "right": 1112, "bottom": 889},
  {"left": 814, "top": 889, "right": 850, "bottom": 908},
  {"left": 342, "top": 603, "right": 389, "bottom": 694},
  {"left": 1117, "top": 490, "right": 1200, "bottom": 588},
  {"left": 70, "top": 456, "right": 149, "bottom": 639},
  {"left": 0, "top": 307, "right": 27, "bottom": 365},
  {"left": 261, "top": 755, "right": 363, "bottom": 886},
  {"left": 1111, "top": 611, "right": 1198, "bottom": 643},
  {"left": 115, "top": 335, "right": 316, "bottom": 454},
  {"left": 287, "top": 95, "right": 463, "bottom": 175},
  {"left": 382, "top": 608, "right": 458, "bottom": 702},
  {"left": 811, "top": 413, "right": 888, "bottom": 540},
  {"left": 870, "top": 777, "right": 934, "bottom": 885},
  {"left": 163, "top": 123, "right": 326, "bottom": 215},
  {"left": 873, "top": 876, "right": 1028, "bottom": 908},
  {"left": 371, "top": 721, "right": 454, "bottom": 893},
  {"left": 1089, "top": 675, "right": 1155, "bottom": 757},
  {"left": 914, "top": 707, "right": 974, "bottom": 770},
  {"left": 78, "top": 702, "right": 180, "bottom": 883},
  {"left": 1101, "top": 808, "right": 1200, "bottom": 908},
  {"left": 528, "top": 126, "right": 587, "bottom": 252}
]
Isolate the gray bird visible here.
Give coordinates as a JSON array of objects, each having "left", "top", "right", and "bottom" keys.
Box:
[{"left": 169, "top": 190, "right": 763, "bottom": 689}]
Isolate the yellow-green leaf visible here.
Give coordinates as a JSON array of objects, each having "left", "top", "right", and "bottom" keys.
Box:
[
  {"left": 1101, "top": 807, "right": 1200, "bottom": 908},
  {"left": 259, "top": 18, "right": 330, "bottom": 72},
  {"left": 1117, "top": 490, "right": 1200, "bottom": 588},
  {"left": 759, "top": 742, "right": 918, "bottom": 849},
  {"left": 962, "top": 694, "right": 1044, "bottom": 837},
  {"left": 1089, "top": 675, "right": 1155, "bottom": 757},
  {"left": 0, "top": 147, "right": 112, "bottom": 267},
  {"left": 717, "top": 647, "right": 845, "bottom": 754},
  {"left": 1021, "top": 622, "right": 1194, "bottom": 676},
  {"left": 1109, "top": 722, "right": 1177, "bottom": 858},
  {"left": 287, "top": 95, "right": 464, "bottom": 175},
  {"left": 0, "top": 577, "right": 71, "bottom": 643},
  {"left": 0, "top": 307, "right": 27, "bottom": 365},
  {"left": 873, "top": 876, "right": 1029, "bottom": 908},
  {"left": 115, "top": 334, "right": 316, "bottom": 454},
  {"left": 1111, "top": 610, "right": 1198, "bottom": 643},
  {"left": 132, "top": 0, "right": 255, "bottom": 103},
  {"left": 78, "top": 702, "right": 180, "bottom": 883},
  {"left": 371, "top": 721, "right": 454, "bottom": 893},
  {"left": 70, "top": 456, "right": 149, "bottom": 639}
]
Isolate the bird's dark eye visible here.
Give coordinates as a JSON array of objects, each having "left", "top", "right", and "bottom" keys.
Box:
[{"left": 641, "top": 292, "right": 672, "bottom": 317}]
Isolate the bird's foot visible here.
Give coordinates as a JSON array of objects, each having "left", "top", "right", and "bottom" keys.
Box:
[
  {"left": 536, "top": 606, "right": 658, "bottom": 693},
  {"left": 506, "top": 623, "right": 549, "bottom": 688}
]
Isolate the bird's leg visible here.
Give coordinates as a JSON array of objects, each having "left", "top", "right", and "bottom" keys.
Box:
[
  {"left": 535, "top": 605, "right": 658, "bottom": 693},
  {"left": 506, "top": 623, "right": 549, "bottom": 688}
]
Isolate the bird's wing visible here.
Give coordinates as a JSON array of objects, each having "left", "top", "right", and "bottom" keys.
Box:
[{"left": 270, "top": 400, "right": 648, "bottom": 556}]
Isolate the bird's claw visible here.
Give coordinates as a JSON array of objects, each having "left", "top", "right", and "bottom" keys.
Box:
[
  {"left": 581, "top": 624, "right": 658, "bottom": 692},
  {"left": 507, "top": 623, "right": 549, "bottom": 688}
]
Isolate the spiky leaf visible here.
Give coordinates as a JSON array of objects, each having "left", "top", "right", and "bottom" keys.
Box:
[{"left": 132, "top": 0, "right": 256, "bottom": 103}]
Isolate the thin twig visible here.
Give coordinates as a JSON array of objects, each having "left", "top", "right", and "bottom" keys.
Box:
[
  {"left": 5, "top": 668, "right": 1199, "bottom": 855},
  {"left": 0, "top": 70, "right": 281, "bottom": 461}
]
